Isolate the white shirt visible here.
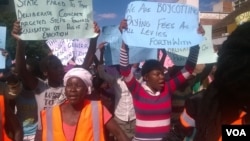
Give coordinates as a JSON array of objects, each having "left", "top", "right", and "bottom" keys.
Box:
[
  {"left": 34, "top": 78, "right": 66, "bottom": 130},
  {"left": 98, "top": 65, "right": 135, "bottom": 121},
  {"left": 141, "top": 81, "right": 160, "bottom": 96}
]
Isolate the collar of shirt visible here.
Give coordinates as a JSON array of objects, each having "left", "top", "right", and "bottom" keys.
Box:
[{"left": 141, "top": 81, "right": 160, "bottom": 96}]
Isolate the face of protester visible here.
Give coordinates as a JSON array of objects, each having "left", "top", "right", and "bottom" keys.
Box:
[
  {"left": 144, "top": 69, "right": 165, "bottom": 93},
  {"left": 65, "top": 77, "right": 88, "bottom": 105}
]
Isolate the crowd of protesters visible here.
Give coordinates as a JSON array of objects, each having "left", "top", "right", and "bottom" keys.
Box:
[{"left": 1, "top": 6, "right": 250, "bottom": 141}]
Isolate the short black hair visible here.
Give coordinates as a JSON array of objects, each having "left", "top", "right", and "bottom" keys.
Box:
[
  {"left": 141, "top": 59, "right": 163, "bottom": 76},
  {"left": 92, "top": 74, "right": 105, "bottom": 90},
  {"left": 26, "top": 57, "right": 45, "bottom": 79},
  {"left": 39, "top": 55, "right": 61, "bottom": 72}
]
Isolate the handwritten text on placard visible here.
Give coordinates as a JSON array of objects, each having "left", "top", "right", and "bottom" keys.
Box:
[
  {"left": 71, "top": 39, "right": 90, "bottom": 65},
  {"left": 14, "top": 0, "right": 96, "bottom": 40},
  {"left": 166, "top": 25, "right": 218, "bottom": 66},
  {"left": 46, "top": 38, "right": 89, "bottom": 65},
  {"left": 122, "top": 1, "right": 203, "bottom": 48}
]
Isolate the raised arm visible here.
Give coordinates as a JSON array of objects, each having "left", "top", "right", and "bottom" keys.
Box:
[
  {"left": 197, "top": 23, "right": 205, "bottom": 36},
  {"left": 159, "top": 49, "right": 167, "bottom": 66},
  {"left": 97, "top": 42, "right": 107, "bottom": 65},
  {"left": 119, "top": 41, "right": 133, "bottom": 82},
  {"left": 4, "top": 97, "right": 23, "bottom": 141},
  {"left": 166, "top": 23, "right": 202, "bottom": 92},
  {"left": 93, "top": 54, "right": 99, "bottom": 67},
  {"left": 81, "top": 22, "right": 100, "bottom": 69},
  {"left": 158, "top": 48, "right": 171, "bottom": 80},
  {"left": 119, "top": 19, "right": 133, "bottom": 82},
  {"left": 96, "top": 42, "right": 116, "bottom": 85},
  {"left": 168, "top": 45, "right": 200, "bottom": 93},
  {"left": 12, "top": 20, "right": 38, "bottom": 90}
]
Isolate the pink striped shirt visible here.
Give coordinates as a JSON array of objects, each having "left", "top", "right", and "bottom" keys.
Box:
[{"left": 120, "top": 45, "right": 199, "bottom": 140}]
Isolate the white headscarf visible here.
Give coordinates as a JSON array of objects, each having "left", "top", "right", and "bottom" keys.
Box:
[{"left": 63, "top": 68, "right": 93, "bottom": 94}]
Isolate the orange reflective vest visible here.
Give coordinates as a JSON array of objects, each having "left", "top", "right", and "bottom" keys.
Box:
[
  {"left": 180, "top": 108, "right": 247, "bottom": 141},
  {"left": 41, "top": 100, "right": 105, "bottom": 141},
  {"left": 218, "top": 111, "right": 246, "bottom": 141},
  {"left": 0, "top": 95, "right": 12, "bottom": 141}
]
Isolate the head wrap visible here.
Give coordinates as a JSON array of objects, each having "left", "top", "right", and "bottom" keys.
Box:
[{"left": 63, "top": 68, "right": 93, "bottom": 94}]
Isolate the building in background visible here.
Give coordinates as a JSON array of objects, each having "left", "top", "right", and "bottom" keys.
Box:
[
  {"left": 199, "top": 1, "right": 233, "bottom": 26},
  {"left": 234, "top": 0, "right": 249, "bottom": 9},
  {"left": 199, "top": 12, "right": 228, "bottom": 26},
  {"left": 213, "top": 0, "right": 234, "bottom": 12},
  {"left": 213, "top": 0, "right": 250, "bottom": 47},
  {"left": 198, "top": 0, "right": 234, "bottom": 48}
]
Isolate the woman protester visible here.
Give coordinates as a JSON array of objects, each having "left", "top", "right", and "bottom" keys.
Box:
[
  {"left": 41, "top": 68, "right": 129, "bottom": 141},
  {"left": 118, "top": 19, "right": 201, "bottom": 141}
]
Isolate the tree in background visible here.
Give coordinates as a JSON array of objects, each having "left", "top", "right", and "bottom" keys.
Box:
[{"left": 0, "top": 12, "right": 49, "bottom": 62}]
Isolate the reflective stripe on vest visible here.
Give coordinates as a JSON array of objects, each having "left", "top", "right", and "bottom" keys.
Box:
[
  {"left": 45, "top": 108, "right": 53, "bottom": 141},
  {"left": 0, "top": 95, "right": 12, "bottom": 141},
  {"left": 180, "top": 108, "right": 195, "bottom": 127},
  {"left": 91, "top": 101, "right": 100, "bottom": 141},
  {"left": 42, "top": 100, "right": 105, "bottom": 141}
]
